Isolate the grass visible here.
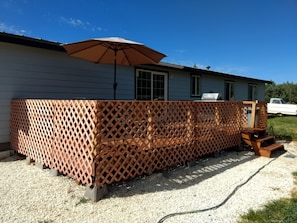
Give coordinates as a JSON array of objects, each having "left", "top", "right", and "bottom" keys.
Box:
[
  {"left": 267, "top": 116, "right": 297, "bottom": 141},
  {"left": 238, "top": 172, "right": 297, "bottom": 223}
]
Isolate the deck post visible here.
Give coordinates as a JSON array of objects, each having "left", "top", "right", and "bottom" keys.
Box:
[
  {"left": 147, "top": 108, "right": 152, "bottom": 150},
  {"left": 250, "top": 102, "right": 256, "bottom": 128},
  {"left": 84, "top": 184, "right": 108, "bottom": 202}
]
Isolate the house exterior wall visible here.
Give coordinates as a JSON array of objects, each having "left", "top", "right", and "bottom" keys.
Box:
[
  {"left": 0, "top": 42, "right": 134, "bottom": 143},
  {"left": 0, "top": 41, "right": 266, "bottom": 144}
]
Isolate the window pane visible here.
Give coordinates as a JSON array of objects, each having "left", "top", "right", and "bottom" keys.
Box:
[
  {"left": 191, "top": 75, "right": 200, "bottom": 96},
  {"left": 153, "top": 74, "right": 165, "bottom": 100},
  {"left": 136, "top": 71, "right": 151, "bottom": 100},
  {"left": 248, "top": 85, "right": 257, "bottom": 101},
  {"left": 136, "top": 70, "right": 167, "bottom": 101}
]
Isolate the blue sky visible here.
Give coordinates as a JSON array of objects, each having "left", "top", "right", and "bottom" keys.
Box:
[{"left": 1, "top": 0, "right": 296, "bottom": 84}]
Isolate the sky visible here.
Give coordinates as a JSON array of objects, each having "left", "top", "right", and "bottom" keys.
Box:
[{"left": 1, "top": 0, "right": 297, "bottom": 84}]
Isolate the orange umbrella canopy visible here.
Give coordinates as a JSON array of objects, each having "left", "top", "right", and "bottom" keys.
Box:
[
  {"left": 62, "top": 37, "right": 166, "bottom": 99},
  {"left": 62, "top": 37, "right": 166, "bottom": 66}
]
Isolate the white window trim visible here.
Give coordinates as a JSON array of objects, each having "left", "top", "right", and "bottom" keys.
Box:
[{"left": 136, "top": 69, "right": 168, "bottom": 101}]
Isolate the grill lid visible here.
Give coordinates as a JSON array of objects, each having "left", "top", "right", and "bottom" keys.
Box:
[{"left": 201, "top": 93, "right": 220, "bottom": 101}]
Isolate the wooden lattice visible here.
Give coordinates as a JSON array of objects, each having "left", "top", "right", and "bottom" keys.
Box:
[
  {"left": 94, "top": 101, "right": 243, "bottom": 186},
  {"left": 10, "top": 100, "right": 267, "bottom": 188},
  {"left": 242, "top": 101, "right": 267, "bottom": 129},
  {"left": 10, "top": 100, "right": 97, "bottom": 186}
]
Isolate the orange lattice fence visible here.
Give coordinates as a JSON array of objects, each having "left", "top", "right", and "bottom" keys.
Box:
[
  {"left": 242, "top": 101, "right": 267, "bottom": 129},
  {"left": 10, "top": 100, "right": 265, "bottom": 188},
  {"left": 94, "top": 101, "right": 243, "bottom": 186},
  {"left": 10, "top": 99, "right": 97, "bottom": 186}
]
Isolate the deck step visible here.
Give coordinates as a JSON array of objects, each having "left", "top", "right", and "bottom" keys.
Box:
[
  {"left": 255, "top": 135, "right": 274, "bottom": 143},
  {"left": 261, "top": 143, "right": 284, "bottom": 151},
  {"left": 259, "top": 143, "right": 284, "bottom": 158}
]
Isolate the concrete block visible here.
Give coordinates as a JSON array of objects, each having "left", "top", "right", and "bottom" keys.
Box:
[
  {"left": 84, "top": 184, "right": 108, "bottom": 202},
  {"left": 0, "top": 150, "right": 12, "bottom": 160},
  {"left": 35, "top": 161, "right": 45, "bottom": 169},
  {"left": 49, "top": 168, "right": 61, "bottom": 176},
  {"left": 187, "top": 160, "right": 196, "bottom": 167},
  {"left": 26, "top": 156, "right": 33, "bottom": 165}
]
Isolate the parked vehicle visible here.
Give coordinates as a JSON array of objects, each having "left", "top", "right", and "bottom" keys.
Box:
[{"left": 267, "top": 98, "right": 297, "bottom": 116}]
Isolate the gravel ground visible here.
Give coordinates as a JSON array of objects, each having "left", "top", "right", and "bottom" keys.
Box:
[{"left": 0, "top": 142, "right": 296, "bottom": 223}]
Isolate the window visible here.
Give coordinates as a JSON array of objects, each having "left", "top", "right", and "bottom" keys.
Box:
[
  {"left": 248, "top": 84, "right": 258, "bottom": 101},
  {"left": 191, "top": 75, "right": 200, "bottom": 96},
  {"left": 136, "top": 69, "right": 167, "bottom": 100},
  {"left": 225, "top": 81, "right": 235, "bottom": 100}
]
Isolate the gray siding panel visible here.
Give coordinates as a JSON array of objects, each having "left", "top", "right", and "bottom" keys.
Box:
[
  {"left": 169, "top": 70, "right": 191, "bottom": 100},
  {"left": 0, "top": 42, "right": 267, "bottom": 143},
  {"left": 0, "top": 42, "right": 134, "bottom": 142}
]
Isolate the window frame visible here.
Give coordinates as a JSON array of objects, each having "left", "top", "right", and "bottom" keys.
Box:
[
  {"left": 191, "top": 74, "right": 201, "bottom": 97},
  {"left": 225, "top": 81, "right": 235, "bottom": 101},
  {"left": 135, "top": 68, "right": 168, "bottom": 101},
  {"left": 248, "top": 84, "right": 258, "bottom": 101}
]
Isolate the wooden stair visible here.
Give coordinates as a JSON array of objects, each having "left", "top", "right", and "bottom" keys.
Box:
[{"left": 241, "top": 128, "right": 284, "bottom": 158}]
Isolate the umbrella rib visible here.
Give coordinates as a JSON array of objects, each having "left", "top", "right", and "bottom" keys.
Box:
[
  {"left": 66, "top": 42, "right": 101, "bottom": 55},
  {"left": 131, "top": 45, "right": 163, "bottom": 64},
  {"left": 122, "top": 50, "right": 133, "bottom": 66},
  {"left": 95, "top": 47, "right": 110, "bottom": 63}
]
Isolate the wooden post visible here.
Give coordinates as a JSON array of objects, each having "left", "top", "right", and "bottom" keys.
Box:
[
  {"left": 250, "top": 101, "right": 256, "bottom": 128},
  {"left": 187, "top": 109, "right": 192, "bottom": 138},
  {"left": 147, "top": 108, "right": 152, "bottom": 150}
]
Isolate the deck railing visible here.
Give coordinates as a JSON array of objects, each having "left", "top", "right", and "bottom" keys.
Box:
[{"left": 10, "top": 100, "right": 267, "bottom": 187}]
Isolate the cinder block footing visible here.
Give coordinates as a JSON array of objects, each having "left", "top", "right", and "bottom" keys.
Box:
[
  {"left": 85, "top": 184, "right": 108, "bottom": 202},
  {"left": 187, "top": 160, "right": 196, "bottom": 167},
  {"left": 26, "top": 157, "right": 33, "bottom": 165},
  {"left": 50, "top": 168, "right": 61, "bottom": 176},
  {"left": 35, "top": 161, "right": 45, "bottom": 169},
  {"left": 0, "top": 150, "right": 13, "bottom": 160}
]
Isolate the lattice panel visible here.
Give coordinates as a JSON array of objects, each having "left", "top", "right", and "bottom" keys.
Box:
[
  {"left": 51, "top": 100, "right": 97, "bottom": 185},
  {"left": 255, "top": 101, "right": 267, "bottom": 129},
  {"left": 10, "top": 100, "right": 54, "bottom": 166},
  {"left": 94, "top": 101, "right": 243, "bottom": 186},
  {"left": 11, "top": 100, "right": 267, "bottom": 189},
  {"left": 10, "top": 100, "right": 97, "bottom": 186}
]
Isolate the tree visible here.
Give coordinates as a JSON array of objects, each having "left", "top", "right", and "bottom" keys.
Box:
[{"left": 265, "top": 82, "right": 297, "bottom": 104}]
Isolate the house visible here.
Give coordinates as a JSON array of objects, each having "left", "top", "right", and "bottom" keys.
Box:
[{"left": 0, "top": 32, "right": 271, "bottom": 149}]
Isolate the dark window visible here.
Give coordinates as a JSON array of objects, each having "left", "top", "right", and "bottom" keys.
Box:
[
  {"left": 248, "top": 84, "right": 257, "bottom": 101},
  {"left": 225, "top": 81, "right": 235, "bottom": 100},
  {"left": 191, "top": 75, "right": 200, "bottom": 96}
]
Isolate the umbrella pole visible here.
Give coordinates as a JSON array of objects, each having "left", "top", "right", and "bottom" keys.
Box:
[{"left": 113, "top": 49, "right": 117, "bottom": 100}]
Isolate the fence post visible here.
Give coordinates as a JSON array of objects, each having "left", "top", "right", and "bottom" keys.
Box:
[
  {"left": 250, "top": 101, "right": 256, "bottom": 128},
  {"left": 187, "top": 107, "right": 193, "bottom": 138},
  {"left": 147, "top": 107, "right": 152, "bottom": 150}
]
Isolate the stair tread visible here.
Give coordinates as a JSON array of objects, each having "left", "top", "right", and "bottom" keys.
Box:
[
  {"left": 261, "top": 143, "right": 284, "bottom": 151},
  {"left": 255, "top": 135, "right": 274, "bottom": 142},
  {"left": 242, "top": 127, "right": 266, "bottom": 134}
]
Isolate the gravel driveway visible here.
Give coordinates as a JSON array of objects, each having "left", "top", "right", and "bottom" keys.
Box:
[{"left": 1, "top": 142, "right": 296, "bottom": 223}]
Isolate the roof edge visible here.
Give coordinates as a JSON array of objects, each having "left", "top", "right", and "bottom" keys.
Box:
[
  {"left": 0, "top": 32, "right": 272, "bottom": 84},
  {"left": 0, "top": 32, "right": 65, "bottom": 52},
  {"left": 156, "top": 62, "right": 272, "bottom": 84}
]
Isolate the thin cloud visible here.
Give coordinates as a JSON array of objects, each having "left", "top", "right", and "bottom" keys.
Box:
[
  {"left": 0, "top": 22, "right": 29, "bottom": 35},
  {"left": 60, "top": 17, "right": 102, "bottom": 32}
]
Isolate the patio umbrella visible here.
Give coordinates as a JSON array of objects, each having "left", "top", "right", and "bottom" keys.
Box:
[{"left": 62, "top": 37, "right": 166, "bottom": 100}]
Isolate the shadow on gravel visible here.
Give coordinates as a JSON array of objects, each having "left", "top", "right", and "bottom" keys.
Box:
[
  {"left": 0, "top": 152, "right": 25, "bottom": 162},
  {"left": 106, "top": 148, "right": 262, "bottom": 198}
]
